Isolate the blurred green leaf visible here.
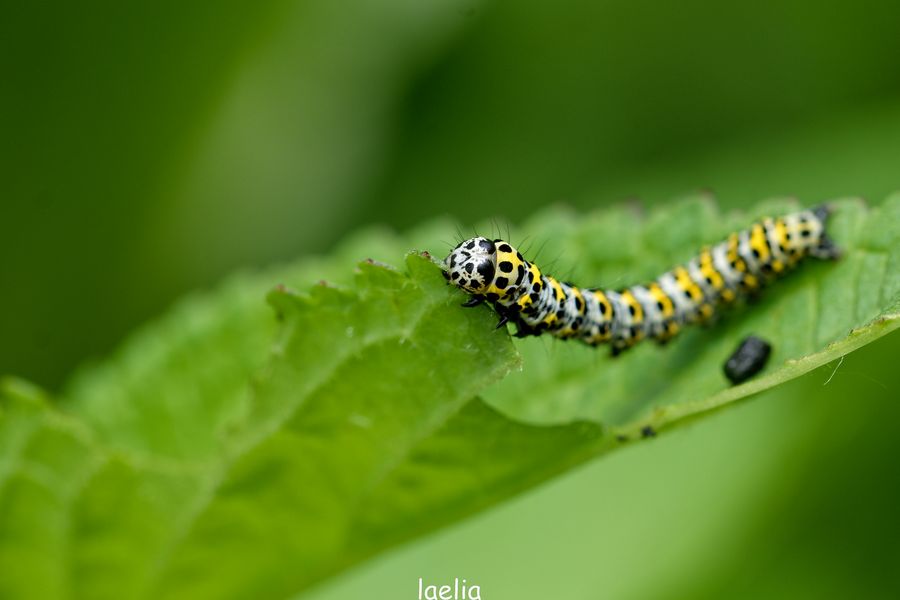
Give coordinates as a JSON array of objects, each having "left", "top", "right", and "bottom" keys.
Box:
[{"left": 1, "top": 195, "right": 898, "bottom": 599}]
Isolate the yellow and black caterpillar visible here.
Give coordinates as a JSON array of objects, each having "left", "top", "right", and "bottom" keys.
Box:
[{"left": 442, "top": 206, "right": 839, "bottom": 355}]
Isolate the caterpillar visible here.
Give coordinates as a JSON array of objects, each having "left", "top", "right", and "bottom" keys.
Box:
[{"left": 442, "top": 206, "right": 840, "bottom": 355}]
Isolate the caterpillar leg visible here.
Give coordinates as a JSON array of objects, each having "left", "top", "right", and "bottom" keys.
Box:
[
  {"left": 812, "top": 204, "right": 831, "bottom": 221},
  {"left": 611, "top": 343, "right": 632, "bottom": 357},
  {"left": 461, "top": 295, "right": 485, "bottom": 308},
  {"left": 513, "top": 322, "right": 541, "bottom": 338},
  {"left": 810, "top": 235, "right": 841, "bottom": 260},
  {"left": 809, "top": 204, "right": 842, "bottom": 260},
  {"left": 492, "top": 302, "right": 521, "bottom": 331}
]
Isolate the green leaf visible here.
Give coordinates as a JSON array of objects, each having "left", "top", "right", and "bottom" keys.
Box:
[{"left": 1, "top": 195, "right": 898, "bottom": 599}]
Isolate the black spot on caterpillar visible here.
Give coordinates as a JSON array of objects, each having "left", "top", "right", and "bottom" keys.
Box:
[{"left": 442, "top": 205, "right": 840, "bottom": 356}]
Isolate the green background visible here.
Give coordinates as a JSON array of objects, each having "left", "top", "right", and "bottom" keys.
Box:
[{"left": 3, "top": 0, "right": 899, "bottom": 597}]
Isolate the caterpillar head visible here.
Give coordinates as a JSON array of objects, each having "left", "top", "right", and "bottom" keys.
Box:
[{"left": 442, "top": 237, "right": 496, "bottom": 294}]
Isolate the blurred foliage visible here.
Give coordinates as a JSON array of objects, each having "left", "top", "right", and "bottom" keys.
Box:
[{"left": 3, "top": 0, "right": 900, "bottom": 598}]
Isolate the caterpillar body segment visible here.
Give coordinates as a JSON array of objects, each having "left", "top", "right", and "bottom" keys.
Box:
[{"left": 441, "top": 206, "right": 839, "bottom": 355}]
